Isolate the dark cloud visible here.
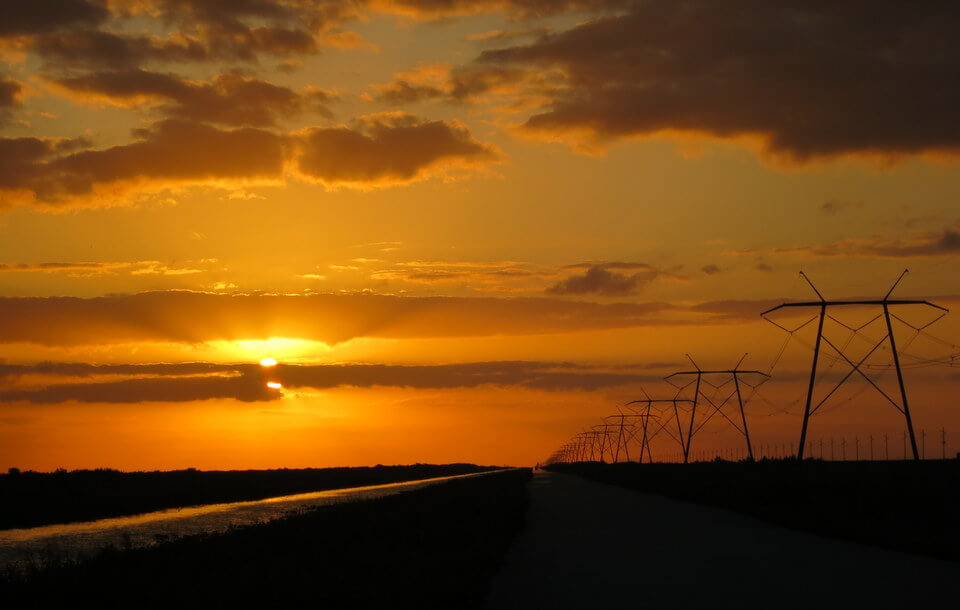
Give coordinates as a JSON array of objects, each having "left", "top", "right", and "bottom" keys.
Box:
[
  {"left": 0, "top": 120, "right": 287, "bottom": 206},
  {"left": 296, "top": 113, "right": 498, "bottom": 185},
  {"left": 0, "top": 291, "right": 677, "bottom": 346},
  {"left": 371, "top": 81, "right": 446, "bottom": 106},
  {"left": 776, "top": 227, "right": 960, "bottom": 258},
  {"left": 0, "top": 375, "right": 277, "bottom": 404},
  {"left": 12, "top": 1, "right": 623, "bottom": 70},
  {"left": 469, "top": 1, "right": 960, "bottom": 159},
  {"left": 548, "top": 262, "right": 671, "bottom": 296},
  {"left": 0, "top": 77, "right": 22, "bottom": 125},
  {"left": 0, "top": 0, "right": 108, "bottom": 37},
  {"left": 0, "top": 113, "right": 494, "bottom": 206},
  {"left": 0, "top": 360, "right": 657, "bottom": 403},
  {"left": 0, "top": 77, "right": 22, "bottom": 108},
  {"left": 54, "top": 70, "right": 334, "bottom": 126},
  {"left": 379, "top": 0, "right": 630, "bottom": 19},
  {"left": 0, "top": 259, "right": 214, "bottom": 276},
  {"left": 30, "top": 30, "right": 209, "bottom": 69},
  {"left": 467, "top": 27, "right": 551, "bottom": 43},
  {"left": 701, "top": 265, "right": 721, "bottom": 275}
]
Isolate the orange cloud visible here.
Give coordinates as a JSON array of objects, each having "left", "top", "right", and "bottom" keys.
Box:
[
  {"left": 0, "top": 361, "right": 662, "bottom": 403},
  {"left": 0, "top": 291, "right": 681, "bottom": 346}
]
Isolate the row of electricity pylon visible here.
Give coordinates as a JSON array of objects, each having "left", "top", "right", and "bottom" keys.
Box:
[
  {"left": 545, "top": 357, "right": 769, "bottom": 465},
  {"left": 545, "top": 270, "right": 955, "bottom": 466}
]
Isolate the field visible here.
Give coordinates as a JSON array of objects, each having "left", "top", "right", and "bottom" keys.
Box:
[
  {"left": 0, "top": 468, "right": 531, "bottom": 609},
  {"left": 547, "top": 459, "right": 960, "bottom": 561},
  {"left": 0, "top": 463, "right": 497, "bottom": 529}
]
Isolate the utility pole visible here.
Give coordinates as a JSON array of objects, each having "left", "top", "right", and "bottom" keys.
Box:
[{"left": 761, "top": 270, "right": 947, "bottom": 461}]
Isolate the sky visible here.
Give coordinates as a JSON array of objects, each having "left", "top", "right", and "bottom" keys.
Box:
[{"left": 1, "top": 1, "right": 960, "bottom": 471}]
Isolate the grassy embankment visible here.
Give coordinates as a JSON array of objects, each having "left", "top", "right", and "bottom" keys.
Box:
[
  {"left": 548, "top": 459, "right": 960, "bottom": 561},
  {"left": 0, "top": 463, "right": 497, "bottom": 529},
  {"left": 0, "top": 468, "right": 532, "bottom": 609}
]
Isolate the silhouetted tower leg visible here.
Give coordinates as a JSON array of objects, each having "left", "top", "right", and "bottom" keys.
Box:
[
  {"left": 883, "top": 303, "right": 920, "bottom": 460},
  {"left": 797, "top": 304, "right": 826, "bottom": 460},
  {"left": 684, "top": 374, "right": 702, "bottom": 463},
  {"left": 733, "top": 372, "right": 754, "bottom": 461}
]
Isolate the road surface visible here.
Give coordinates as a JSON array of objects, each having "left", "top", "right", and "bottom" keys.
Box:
[{"left": 484, "top": 471, "right": 960, "bottom": 608}]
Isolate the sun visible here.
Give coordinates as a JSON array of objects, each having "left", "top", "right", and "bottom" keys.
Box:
[
  {"left": 260, "top": 357, "right": 278, "bottom": 367},
  {"left": 266, "top": 381, "right": 283, "bottom": 389}
]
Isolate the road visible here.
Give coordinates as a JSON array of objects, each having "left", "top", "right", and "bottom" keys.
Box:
[{"left": 484, "top": 471, "right": 960, "bottom": 609}]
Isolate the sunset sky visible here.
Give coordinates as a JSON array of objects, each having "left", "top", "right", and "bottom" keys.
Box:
[{"left": 2, "top": 1, "right": 959, "bottom": 471}]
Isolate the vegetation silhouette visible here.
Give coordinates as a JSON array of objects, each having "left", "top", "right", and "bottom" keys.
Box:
[
  {"left": 548, "top": 459, "right": 960, "bottom": 561},
  {"left": 0, "top": 463, "right": 496, "bottom": 529},
  {"left": 0, "top": 469, "right": 531, "bottom": 609}
]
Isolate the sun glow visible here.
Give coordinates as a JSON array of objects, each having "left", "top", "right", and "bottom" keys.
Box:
[
  {"left": 266, "top": 381, "right": 283, "bottom": 389},
  {"left": 260, "top": 357, "right": 278, "bottom": 367}
]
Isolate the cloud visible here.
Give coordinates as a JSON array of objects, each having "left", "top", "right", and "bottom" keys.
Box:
[
  {"left": 7, "top": 1, "right": 626, "bottom": 70},
  {"left": 371, "top": 80, "right": 446, "bottom": 106},
  {"left": 547, "top": 262, "right": 676, "bottom": 296},
  {"left": 701, "top": 265, "right": 721, "bottom": 275},
  {"left": 52, "top": 70, "right": 335, "bottom": 126},
  {"left": 467, "top": 27, "right": 551, "bottom": 43},
  {"left": 373, "top": 0, "right": 629, "bottom": 20},
  {"left": 0, "top": 375, "right": 277, "bottom": 404},
  {"left": 0, "top": 113, "right": 496, "bottom": 207},
  {"left": 0, "top": 76, "right": 22, "bottom": 125},
  {"left": 0, "top": 259, "right": 216, "bottom": 277},
  {"left": 735, "top": 223, "right": 960, "bottom": 259},
  {"left": 366, "top": 260, "right": 550, "bottom": 292},
  {"left": 0, "top": 120, "right": 287, "bottom": 206},
  {"left": 0, "top": 360, "right": 658, "bottom": 403},
  {"left": 0, "top": 290, "right": 680, "bottom": 346},
  {"left": 0, "top": 0, "right": 108, "bottom": 37},
  {"left": 0, "top": 77, "right": 22, "bottom": 108},
  {"left": 22, "top": 0, "right": 346, "bottom": 67},
  {"left": 295, "top": 112, "right": 499, "bottom": 186},
  {"left": 29, "top": 29, "right": 211, "bottom": 69},
  {"left": 464, "top": 1, "right": 960, "bottom": 160}
]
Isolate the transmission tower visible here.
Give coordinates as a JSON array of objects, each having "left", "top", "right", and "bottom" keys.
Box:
[
  {"left": 664, "top": 355, "right": 769, "bottom": 462},
  {"left": 762, "top": 270, "right": 948, "bottom": 460}
]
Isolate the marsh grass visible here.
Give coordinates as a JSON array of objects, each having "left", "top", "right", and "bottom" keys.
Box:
[{"left": 0, "top": 463, "right": 497, "bottom": 529}]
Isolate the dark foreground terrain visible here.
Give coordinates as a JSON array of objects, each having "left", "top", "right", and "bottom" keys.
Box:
[
  {"left": 0, "top": 468, "right": 531, "bottom": 610},
  {"left": 549, "top": 459, "right": 960, "bottom": 562},
  {"left": 0, "top": 463, "right": 496, "bottom": 529}
]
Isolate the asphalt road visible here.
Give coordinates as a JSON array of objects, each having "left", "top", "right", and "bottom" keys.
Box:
[{"left": 484, "top": 471, "right": 960, "bottom": 609}]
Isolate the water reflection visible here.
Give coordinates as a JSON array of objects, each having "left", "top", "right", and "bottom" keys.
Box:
[{"left": 0, "top": 469, "right": 507, "bottom": 571}]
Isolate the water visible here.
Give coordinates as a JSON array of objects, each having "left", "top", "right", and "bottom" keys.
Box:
[{"left": 0, "top": 469, "right": 508, "bottom": 571}]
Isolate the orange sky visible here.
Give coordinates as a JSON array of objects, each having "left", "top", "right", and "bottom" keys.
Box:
[{"left": 2, "top": 1, "right": 960, "bottom": 470}]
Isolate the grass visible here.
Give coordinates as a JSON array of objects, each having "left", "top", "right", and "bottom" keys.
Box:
[
  {"left": 0, "top": 468, "right": 531, "bottom": 609},
  {"left": 0, "top": 463, "right": 498, "bottom": 529},
  {"left": 548, "top": 459, "right": 960, "bottom": 561}
]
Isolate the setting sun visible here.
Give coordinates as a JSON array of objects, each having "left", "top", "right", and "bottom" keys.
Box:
[{"left": 260, "top": 358, "right": 278, "bottom": 367}]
